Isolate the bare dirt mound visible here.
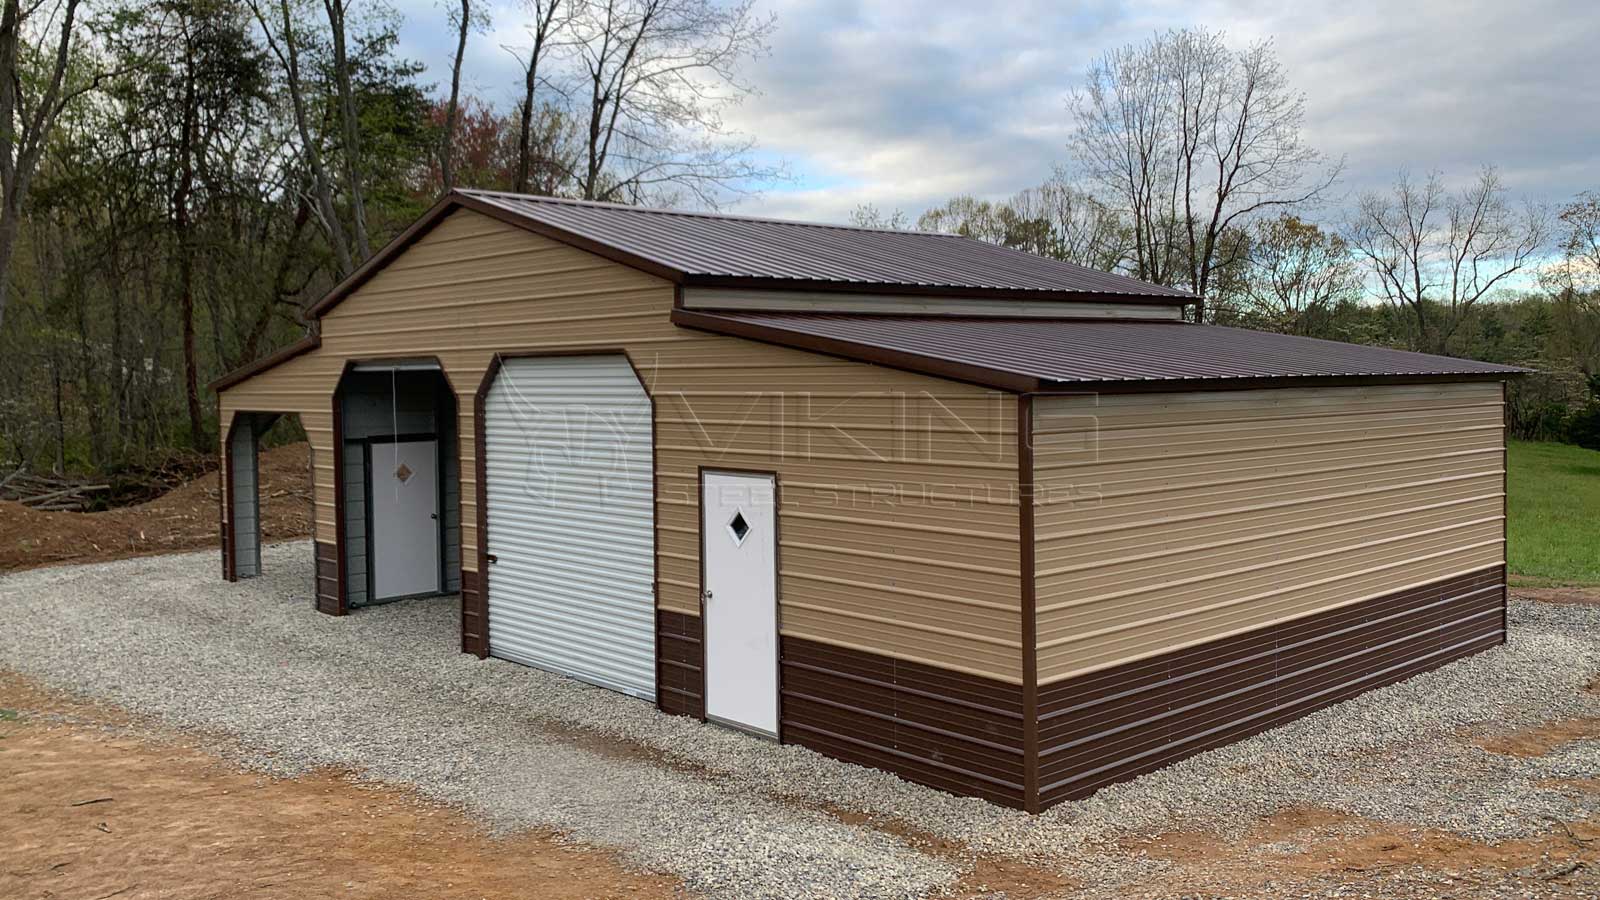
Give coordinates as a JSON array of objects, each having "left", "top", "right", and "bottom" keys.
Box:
[
  {"left": 0, "top": 674, "right": 687, "bottom": 900},
  {"left": 0, "top": 442, "right": 313, "bottom": 573}
]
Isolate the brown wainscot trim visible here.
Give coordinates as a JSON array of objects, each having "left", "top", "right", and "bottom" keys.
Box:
[
  {"left": 657, "top": 610, "right": 705, "bottom": 719},
  {"left": 1034, "top": 565, "right": 1507, "bottom": 810},
  {"left": 780, "top": 636, "right": 1027, "bottom": 809},
  {"left": 313, "top": 540, "right": 342, "bottom": 615},
  {"left": 460, "top": 568, "right": 487, "bottom": 656}
]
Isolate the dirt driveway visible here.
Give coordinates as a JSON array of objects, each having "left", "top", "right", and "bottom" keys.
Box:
[
  {"left": 2, "top": 673, "right": 1594, "bottom": 900},
  {"left": 1, "top": 548, "right": 1597, "bottom": 899},
  {"left": 0, "top": 677, "right": 684, "bottom": 900}
]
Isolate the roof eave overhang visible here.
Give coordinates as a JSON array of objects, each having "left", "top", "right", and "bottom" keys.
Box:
[
  {"left": 1034, "top": 370, "right": 1527, "bottom": 394},
  {"left": 672, "top": 308, "right": 1527, "bottom": 396},
  {"left": 209, "top": 332, "right": 321, "bottom": 393},
  {"left": 679, "top": 274, "right": 1196, "bottom": 307}
]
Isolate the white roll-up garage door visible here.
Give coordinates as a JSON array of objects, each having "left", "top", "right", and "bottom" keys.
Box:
[{"left": 483, "top": 354, "right": 656, "bottom": 700}]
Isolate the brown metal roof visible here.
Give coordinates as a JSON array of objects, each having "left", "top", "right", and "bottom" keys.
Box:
[
  {"left": 456, "top": 189, "right": 1195, "bottom": 302},
  {"left": 671, "top": 310, "right": 1528, "bottom": 393}
]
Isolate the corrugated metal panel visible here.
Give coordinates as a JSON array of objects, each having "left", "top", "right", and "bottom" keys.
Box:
[
  {"left": 460, "top": 189, "right": 1194, "bottom": 299},
  {"left": 674, "top": 312, "right": 1527, "bottom": 387},
  {"left": 1033, "top": 383, "right": 1508, "bottom": 682},
  {"left": 780, "top": 634, "right": 1027, "bottom": 809},
  {"left": 229, "top": 423, "right": 260, "bottom": 577},
  {"left": 1035, "top": 566, "right": 1505, "bottom": 808},
  {"left": 221, "top": 208, "right": 1027, "bottom": 683},
  {"left": 484, "top": 354, "right": 657, "bottom": 700}
]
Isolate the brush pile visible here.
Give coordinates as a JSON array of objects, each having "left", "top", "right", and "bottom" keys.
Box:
[{"left": 0, "top": 470, "right": 109, "bottom": 512}]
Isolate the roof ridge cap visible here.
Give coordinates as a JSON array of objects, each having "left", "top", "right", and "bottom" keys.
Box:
[{"left": 454, "top": 188, "right": 956, "bottom": 237}]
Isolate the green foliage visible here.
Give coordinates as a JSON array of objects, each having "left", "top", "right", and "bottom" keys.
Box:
[
  {"left": 1568, "top": 405, "right": 1600, "bottom": 451},
  {"left": 1508, "top": 440, "right": 1600, "bottom": 584},
  {"left": 0, "top": 0, "right": 440, "bottom": 475}
]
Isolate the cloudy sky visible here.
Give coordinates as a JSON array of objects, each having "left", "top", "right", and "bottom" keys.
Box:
[{"left": 392, "top": 0, "right": 1600, "bottom": 223}]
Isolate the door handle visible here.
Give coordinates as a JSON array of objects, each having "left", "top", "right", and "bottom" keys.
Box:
[
  {"left": 486, "top": 554, "right": 498, "bottom": 565},
  {"left": 430, "top": 513, "right": 438, "bottom": 520},
  {"left": 702, "top": 589, "right": 713, "bottom": 601}
]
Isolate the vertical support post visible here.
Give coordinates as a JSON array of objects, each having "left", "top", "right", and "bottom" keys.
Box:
[
  {"left": 322, "top": 371, "right": 350, "bottom": 616},
  {"left": 220, "top": 405, "right": 237, "bottom": 582}
]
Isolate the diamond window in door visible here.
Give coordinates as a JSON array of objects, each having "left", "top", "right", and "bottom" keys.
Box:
[{"left": 727, "top": 509, "right": 751, "bottom": 546}]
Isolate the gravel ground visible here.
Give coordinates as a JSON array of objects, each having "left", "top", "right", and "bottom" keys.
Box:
[{"left": 2, "top": 541, "right": 1597, "bottom": 899}]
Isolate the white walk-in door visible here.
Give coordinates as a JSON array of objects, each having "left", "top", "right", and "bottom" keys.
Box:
[
  {"left": 484, "top": 355, "right": 656, "bottom": 700},
  {"left": 369, "top": 439, "right": 440, "bottom": 600},
  {"left": 702, "top": 471, "right": 778, "bottom": 736}
]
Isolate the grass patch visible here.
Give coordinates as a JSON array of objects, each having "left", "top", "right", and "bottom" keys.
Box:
[{"left": 1509, "top": 440, "right": 1600, "bottom": 585}]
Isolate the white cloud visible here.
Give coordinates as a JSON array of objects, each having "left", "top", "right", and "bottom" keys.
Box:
[{"left": 393, "top": 0, "right": 1600, "bottom": 222}]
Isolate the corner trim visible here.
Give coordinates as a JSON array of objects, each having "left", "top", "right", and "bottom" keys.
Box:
[
  {"left": 326, "top": 370, "right": 350, "bottom": 616},
  {"left": 1018, "top": 393, "right": 1039, "bottom": 813}
]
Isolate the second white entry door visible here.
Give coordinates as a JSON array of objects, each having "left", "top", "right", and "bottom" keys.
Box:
[
  {"left": 701, "top": 471, "right": 779, "bottom": 736},
  {"left": 369, "top": 438, "right": 440, "bottom": 600}
]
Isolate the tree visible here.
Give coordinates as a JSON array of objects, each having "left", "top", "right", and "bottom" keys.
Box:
[
  {"left": 569, "top": 0, "right": 778, "bottom": 205},
  {"left": 916, "top": 172, "right": 1131, "bottom": 272},
  {"left": 98, "top": 0, "right": 271, "bottom": 453},
  {"left": 1347, "top": 168, "right": 1547, "bottom": 355},
  {"left": 1006, "top": 171, "right": 1130, "bottom": 272},
  {"left": 0, "top": 0, "right": 88, "bottom": 331},
  {"left": 421, "top": 94, "right": 519, "bottom": 191},
  {"left": 507, "top": 0, "right": 569, "bottom": 194},
  {"left": 323, "top": 0, "right": 371, "bottom": 256},
  {"left": 1068, "top": 28, "right": 1339, "bottom": 320},
  {"left": 440, "top": 0, "right": 490, "bottom": 192},
  {"left": 1551, "top": 191, "right": 1600, "bottom": 308},
  {"left": 249, "top": 0, "right": 353, "bottom": 276},
  {"left": 1232, "top": 214, "right": 1361, "bottom": 336},
  {"left": 1543, "top": 190, "right": 1600, "bottom": 379},
  {"left": 848, "top": 203, "right": 908, "bottom": 230},
  {"left": 917, "top": 195, "right": 1008, "bottom": 244}
]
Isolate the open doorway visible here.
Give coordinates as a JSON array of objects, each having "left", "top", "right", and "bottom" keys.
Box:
[
  {"left": 336, "top": 361, "right": 460, "bottom": 608},
  {"left": 222, "top": 413, "right": 314, "bottom": 579}
]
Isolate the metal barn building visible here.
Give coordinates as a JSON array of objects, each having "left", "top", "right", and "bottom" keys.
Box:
[{"left": 214, "top": 190, "right": 1523, "bottom": 812}]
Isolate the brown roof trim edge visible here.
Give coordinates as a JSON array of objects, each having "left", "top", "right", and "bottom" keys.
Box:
[
  {"left": 670, "top": 307, "right": 1041, "bottom": 393},
  {"left": 299, "top": 192, "right": 693, "bottom": 323},
  {"left": 305, "top": 195, "right": 461, "bottom": 319},
  {"left": 209, "top": 333, "right": 321, "bottom": 393},
  {"left": 1036, "top": 371, "right": 1523, "bottom": 394},
  {"left": 680, "top": 274, "right": 1197, "bottom": 306},
  {"left": 455, "top": 193, "right": 690, "bottom": 283}
]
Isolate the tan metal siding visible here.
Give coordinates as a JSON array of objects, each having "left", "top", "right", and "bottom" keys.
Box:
[
  {"left": 220, "top": 209, "right": 1023, "bottom": 681},
  {"left": 1031, "top": 383, "right": 1507, "bottom": 683}
]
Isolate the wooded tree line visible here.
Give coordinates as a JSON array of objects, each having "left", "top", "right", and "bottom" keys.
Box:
[
  {"left": 1, "top": 13, "right": 1596, "bottom": 481},
  {"left": 0, "top": 0, "right": 775, "bottom": 476},
  {"left": 856, "top": 29, "right": 1600, "bottom": 447}
]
